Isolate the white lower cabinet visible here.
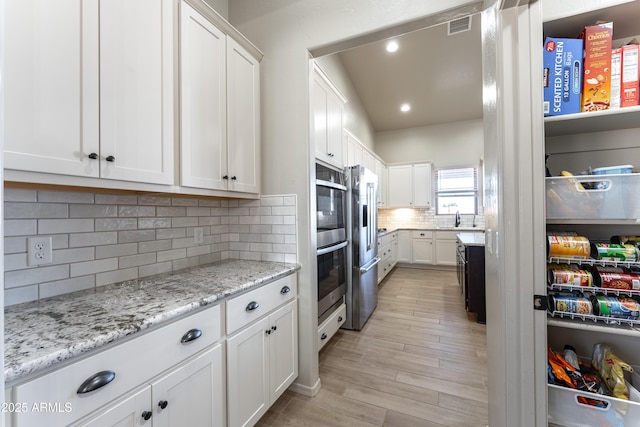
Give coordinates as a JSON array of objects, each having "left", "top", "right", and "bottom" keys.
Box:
[
  {"left": 318, "top": 302, "right": 346, "bottom": 351},
  {"left": 397, "top": 230, "right": 413, "bottom": 263},
  {"left": 377, "top": 232, "right": 398, "bottom": 283},
  {"left": 11, "top": 304, "right": 223, "bottom": 427},
  {"left": 412, "top": 230, "right": 433, "bottom": 264},
  {"left": 227, "top": 299, "right": 298, "bottom": 427},
  {"left": 73, "top": 344, "right": 224, "bottom": 427},
  {"left": 434, "top": 231, "right": 458, "bottom": 266}
]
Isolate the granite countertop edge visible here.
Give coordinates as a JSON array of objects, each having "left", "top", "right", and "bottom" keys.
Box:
[
  {"left": 4, "top": 259, "right": 299, "bottom": 384},
  {"left": 378, "top": 227, "right": 484, "bottom": 236}
]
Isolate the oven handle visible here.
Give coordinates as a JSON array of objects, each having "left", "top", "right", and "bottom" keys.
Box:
[
  {"left": 316, "top": 179, "right": 347, "bottom": 191},
  {"left": 359, "top": 257, "right": 381, "bottom": 273},
  {"left": 316, "top": 240, "right": 348, "bottom": 256}
]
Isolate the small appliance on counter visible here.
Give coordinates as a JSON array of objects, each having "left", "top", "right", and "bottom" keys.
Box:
[{"left": 342, "top": 165, "right": 380, "bottom": 330}]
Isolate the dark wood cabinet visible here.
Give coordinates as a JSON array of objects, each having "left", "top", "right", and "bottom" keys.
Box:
[{"left": 456, "top": 238, "right": 485, "bottom": 324}]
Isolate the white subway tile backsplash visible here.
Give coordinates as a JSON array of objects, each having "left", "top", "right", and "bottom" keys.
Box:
[
  {"left": 5, "top": 202, "right": 68, "bottom": 219},
  {"left": 4, "top": 191, "right": 298, "bottom": 305},
  {"left": 96, "top": 267, "right": 138, "bottom": 287},
  {"left": 40, "top": 276, "right": 95, "bottom": 299},
  {"left": 119, "top": 253, "right": 156, "bottom": 269},
  {"left": 5, "top": 188, "right": 38, "bottom": 202},
  {"left": 96, "top": 243, "right": 139, "bottom": 259},
  {"left": 39, "top": 219, "right": 94, "bottom": 234},
  {"left": 4, "top": 219, "right": 37, "bottom": 237},
  {"left": 5, "top": 264, "right": 69, "bottom": 288},
  {"left": 70, "top": 232, "right": 118, "bottom": 247},
  {"left": 70, "top": 258, "right": 118, "bottom": 277}
]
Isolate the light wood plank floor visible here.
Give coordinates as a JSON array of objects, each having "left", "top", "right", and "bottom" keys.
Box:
[{"left": 256, "top": 267, "right": 488, "bottom": 427}]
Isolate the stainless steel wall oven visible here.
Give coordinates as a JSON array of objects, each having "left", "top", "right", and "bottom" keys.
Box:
[{"left": 315, "top": 163, "right": 348, "bottom": 324}]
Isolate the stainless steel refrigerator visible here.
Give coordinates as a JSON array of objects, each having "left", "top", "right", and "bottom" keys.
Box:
[{"left": 343, "top": 165, "right": 380, "bottom": 330}]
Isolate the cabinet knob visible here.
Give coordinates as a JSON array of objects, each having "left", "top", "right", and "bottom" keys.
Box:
[
  {"left": 338, "top": 316, "right": 343, "bottom": 322},
  {"left": 266, "top": 329, "right": 271, "bottom": 335},
  {"left": 271, "top": 325, "right": 277, "bottom": 331},
  {"left": 223, "top": 175, "right": 229, "bottom": 180},
  {"left": 77, "top": 370, "right": 116, "bottom": 394},
  {"left": 180, "top": 328, "right": 202, "bottom": 343},
  {"left": 158, "top": 400, "right": 168, "bottom": 410},
  {"left": 142, "top": 411, "right": 152, "bottom": 421},
  {"left": 280, "top": 285, "right": 291, "bottom": 294},
  {"left": 88, "top": 153, "right": 98, "bottom": 160},
  {"left": 420, "top": 233, "right": 425, "bottom": 236},
  {"left": 246, "top": 301, "right": 260, "bottom": 312},
  {"left": 105, "top": 155, "right": 115, "bottom": 162},
  {"left": 231, "top": 176, "right": 237, "bottom": 180},
  {"left": 321, "top": 332, "right": 328, "bottom": 340}
]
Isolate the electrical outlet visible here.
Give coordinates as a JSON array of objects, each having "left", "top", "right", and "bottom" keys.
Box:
[
  {"left": 28, "top": 237, "right": 53, "bottom": 266},
  {"left": 194, "top": 227, "right": 204, "bottom": 245}
]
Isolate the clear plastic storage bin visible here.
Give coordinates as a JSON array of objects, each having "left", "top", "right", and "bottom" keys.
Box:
[
  {"left": 548, "top": 381, "right": 640, "bottom": 427},
  {"left": 546, "top": 173, "right": 640, "bottom": 220}
]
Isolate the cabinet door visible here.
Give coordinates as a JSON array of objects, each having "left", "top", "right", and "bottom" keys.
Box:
[
  {"left": 227, "top": 317, "right": 270, "bottom": 427},
  {"left": 387, "top": 165, "right": 413, "bottom": 207},
  {"left": 227, "top": 37, "right": 260, "bottom": 193},
  {"left": 72, "top": 386, "right": 152, "bottom": 427},
  {"left": 346, "top": 132, "right": 363, "bottom": 167},
  {"left": 413, "top": 163, "right": 433, "bottom": 208},
  {"left": 312, "top": 77, "right": 329, "bottom": 163},
  {"left": 99, "top": 0, "right": 174, "bottom": 185},
  {"left": 375, "top": 160, "right": 388, "bottom": 207},
  {"left": 180, "top": 1, "right": 227, "bottom": 191},
  {"left": 362, "top": 150, "right": 376, "bottom": 172},
  {"left": 326, "top": 89, "right": 344, "bottom": 168},
  {"left": 435, "top": 239, "right": 457, "bottom": 266},
  {"left": 397, "top": 231, "right": 412, "bottom": 263},
  {"left": 312, "top": 69, "right": 344, "bottom": 168},
  {"left": 4, "top": 0, "right": 100, "bottom": 177},
  {"left": 412, "top": 239, "right": 433, "bottom": 264},
  {"left": 152, "top": 344, "right": 225, "bottom": 427},
  {"left": 269, "top": 301, "right": 298, "bottom": 401}
]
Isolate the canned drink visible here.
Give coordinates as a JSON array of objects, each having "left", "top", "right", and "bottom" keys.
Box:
[
  {"left": 591, "top": 243, "right": 639, "bottom": 262},
  {"left": 591, "top": 296, "right": 640, "bottom": 319},
  {"left": 548, "top": 295, "right": 593, "bottom": 315},
  {"left": 548, "top": 266, "right": 593, "bottom": 287},
  {"left": 547, "top": 235, "right": 591, "bottom": 259}
]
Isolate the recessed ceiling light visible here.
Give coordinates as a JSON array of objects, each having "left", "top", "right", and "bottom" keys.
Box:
[
  {"left": 386, "top": 40, "right": 399, "bottom": 53},
  {"left": 400, "top": 103, "right": 411, "bottom": 112}
]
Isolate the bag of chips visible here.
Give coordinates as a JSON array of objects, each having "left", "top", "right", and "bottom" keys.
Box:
[{"left": 592, "top": 343, "right": 634, "bottom": 400}]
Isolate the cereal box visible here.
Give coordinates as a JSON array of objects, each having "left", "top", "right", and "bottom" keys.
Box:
[
  {"left": 543, "top": 38, "right": 583, "bottom": 116},
  {"left": 611, "top": 48, "right": 622, "bottom": 108},
  {"left": 580, "top": 22, "right": 613, "bottom": 112},
  {"left": 621, "top": 43, "right": 639, "bottom": 107}
]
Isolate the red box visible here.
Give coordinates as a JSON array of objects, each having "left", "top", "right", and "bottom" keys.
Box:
[
  {"left": 621, "top": 44, "right": 639, "bottom": 107},
  {"left": 580, "top": 22, "right": 613, "bottom": 112}
]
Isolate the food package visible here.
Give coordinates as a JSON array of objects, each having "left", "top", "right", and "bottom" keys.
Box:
[
  {"left": 580, "top": 22, "right": 613, "bottom": 112},
  {"left": 592, "top": 343, "right": 634, "bottom": 399}
]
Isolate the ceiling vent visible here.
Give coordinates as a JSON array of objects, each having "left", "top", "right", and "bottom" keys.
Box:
[{"left": 448, "top": 16, "right": 472, "bottom": 36}]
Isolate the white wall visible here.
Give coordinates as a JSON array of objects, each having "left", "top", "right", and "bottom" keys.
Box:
[
  {"left": 375, "top": 118, "right": 483, "bottom": 167},
  {"left": 314, "top": 55, "right": 376, "bottom": 150},
  {"left": 228, "top": 0, "right": 482, "bottom": 396}
]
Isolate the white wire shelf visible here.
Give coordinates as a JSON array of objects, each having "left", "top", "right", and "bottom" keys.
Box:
[
  {"left": 547, "top": 283, "right": 640, "bottom": 297},
  {"left": 548, "top": 310, "right": 640, "bottom": 327},
  {"left": 548, "top": 256, "right": 640, "bottom": 269}
]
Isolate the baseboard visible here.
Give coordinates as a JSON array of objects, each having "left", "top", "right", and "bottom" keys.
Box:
[
  {"left": 394, "top": 263, "right": 455, "bottom": 271},
  {"left": 288, "top": 377, "right": 321, "bottom": 397}
]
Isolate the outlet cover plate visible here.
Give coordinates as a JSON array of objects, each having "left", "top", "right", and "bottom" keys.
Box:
[{"left": 27, "top": 237, "right": 53, "bottom": 266}]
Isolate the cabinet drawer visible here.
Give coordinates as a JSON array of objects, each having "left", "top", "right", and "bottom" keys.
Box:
[
  {"left": 13, "top": 304, "right": 221, "bottom": 426},
  {"left": 318, "top": 303, "right": 346, "bottom": 351},
  {"left": 435, "top": 230, "right": 457, "bottom": 240},
  {"left": 226, "top": 274, "right": 297, "bottom": 334},
  {"left": 380, "top": 243, "right": 392, "bottom": 260},
  {"left": 412, "top": 230, "right": 433, "bottom": 239}
]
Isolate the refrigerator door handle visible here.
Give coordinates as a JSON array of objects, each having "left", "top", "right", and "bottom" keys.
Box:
[{"left": 359, "top": 256, "right": 381, "bottom": 273}]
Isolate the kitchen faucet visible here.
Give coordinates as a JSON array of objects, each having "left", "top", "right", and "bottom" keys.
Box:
[{"left": 455, "top": 211, "right": 461, "bottom": 227}]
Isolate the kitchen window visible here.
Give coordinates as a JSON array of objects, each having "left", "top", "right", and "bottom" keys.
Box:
[{"left": 435, "top": 167, "right": 478, "bottom": 215}]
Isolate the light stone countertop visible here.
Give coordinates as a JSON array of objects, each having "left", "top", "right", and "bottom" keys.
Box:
[
  {"left": 4, "top": 259, "right": 299, "bottom": 384},
  {"left": 457, "top": 232, "right": 486, "bottom": 247},
  {"left": 378, "top": 227, "right": 484, "bottom": 237}
]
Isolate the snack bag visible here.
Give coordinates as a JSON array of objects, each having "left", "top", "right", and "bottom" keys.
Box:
[{"left": 592, "top": 343, "right": 634, "bottom": 400}]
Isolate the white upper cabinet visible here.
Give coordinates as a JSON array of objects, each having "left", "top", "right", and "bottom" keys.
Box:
[
  {"left": 387, "top": 163, "right": 433, "bottom": 208},
  {"left": 4, "top": 0, "right": 100, "bottom": 177},
  {"left": 345, "top": 130, "right": 363, "bottom": 167},
  {"left": 375, "top": 159, "right": 388, "bottom": 207},
  {"left": 313, "top": 65, "right": 346, "bottom": 168},
  {"left": 226, "top": 37, "right": 260, "bottom": 194},
  {"left": 412, "top": 162, "right": 433, "bottom": 208},
  {"left": 4, "top": 0, "right": 174, "bottom": 185},
  {"left": 180, "top": 2, "right": 260, "bottom": 194},
  {"left": 180, "top": 2, "right": 227, "bottom": 191},
  {"left": 388, "top": 165, "right": 414, "bottom": 207},
  {"left": 99, "top": 0, "right": 175, "bottom": 185}
]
